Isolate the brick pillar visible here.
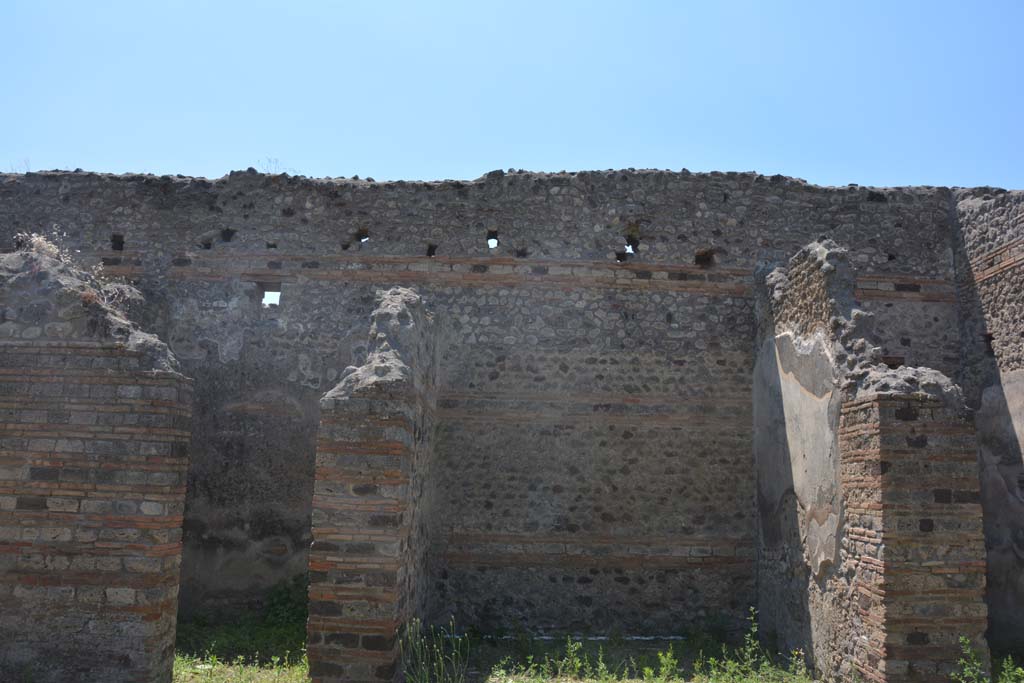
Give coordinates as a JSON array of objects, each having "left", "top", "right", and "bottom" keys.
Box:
[
  {"left": 307, "top": 389, "right": 414, "bottom": 683},
  {"left": 307, "top": 287, "right": 440, "bottom": 683},
  {"left": 0, "top": 341, "right": 192, "bottom": 683},
  {"left": 840, "top": 394, "right": 989, "bottom": 683}
]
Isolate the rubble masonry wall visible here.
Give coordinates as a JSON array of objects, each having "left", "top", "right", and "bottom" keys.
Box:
[{"left": 0, "top": 170, "right": 960, "bottom": 632}]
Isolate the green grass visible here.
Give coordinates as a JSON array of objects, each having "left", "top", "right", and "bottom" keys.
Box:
[
  {"left": 171, "top": 592, "right": 1017, "bottom": 683},
  {"left": 174, "top": 576, "right": 308, "bottom": 682},
  {"left": 173, "top": 652, "right": 308, "bottom": 683},
  {"left": 403, "top": 611, "right": 812, "bottom": 683}
]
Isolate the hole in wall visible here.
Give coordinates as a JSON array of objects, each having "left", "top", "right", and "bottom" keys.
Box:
[
  {"left": 260, "top": 283, "right": 281, "bottom": 308},
  {"left": 887, "top": 253, "right": 897, "bottom": 261},
  {"left": 200, "top": 240, "right": 213, "bottom": 250},
  {"left": 487, "top": 230, "right": 500, "bottom": 249},
  {"left": 266, "top": 242, "right": 277, "bottom": 249},
  {"left": 221, "top": 228, "right": 237, "bottom": 243},
  {"left": 341, "top": 242, "right": 351, "bottom": 251},
  {"left": 515, "top": 247, "right": 529, "bottom": 258},
  {"left": 426, "top": 244, "right": 437, "bottom": 257},
  {"left": 110, "top": 234, "right": 125, "bottom": 251},
  {"left": 694, "top": 248, "right": 715, "bottom": 268},
  {"left": 983, "top": 333, "right": 996, "bottom": 357},
  {"left": 883, "top": 356, "right": 905, "bottom": 369},
  {"left": 614, "top": 251, "right": 628, "bottom": 263}
]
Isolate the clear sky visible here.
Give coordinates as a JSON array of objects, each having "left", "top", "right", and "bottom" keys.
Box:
[{"left": 2, "top": 1, "right": 1022, "bottom": 188}]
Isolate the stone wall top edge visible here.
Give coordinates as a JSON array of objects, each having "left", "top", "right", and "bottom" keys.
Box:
[
  {"left": 954, "top": 186, "right": 1024, "bottom": 200},
  {"left": 0, "top": 168, "right": 999, "bottom": 195}
]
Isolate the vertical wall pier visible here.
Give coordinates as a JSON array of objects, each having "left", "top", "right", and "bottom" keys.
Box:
[
  {"left": 308, "top": 288, "right": 440, "bottom": 683},
  {"left": 840, "top": 394, "right": 988, "bottom": 683},
  {"left": 0, "top": 246, "right": 191, "bottom": 682}
]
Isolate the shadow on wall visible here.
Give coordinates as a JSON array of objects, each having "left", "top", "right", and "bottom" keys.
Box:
[
  {"left": 966, "top": 326, "right": 1024, "bottom": 656},
  {"left": 753, "top": 329, "right": 839, "bottom": 669},
  {"left": 952, "top": 219, "right": 1024, "bottom": 656},
  {"left": 178, "top": 382, "right": 318, "bottom": 618},
  {"left": 976, "top": 371, "right": 1024, "bottom": 655}
]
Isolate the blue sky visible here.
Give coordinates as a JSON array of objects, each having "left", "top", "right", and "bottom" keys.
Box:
[{"left": 2, "top": 1, "right": 1022, "bottom": 187}]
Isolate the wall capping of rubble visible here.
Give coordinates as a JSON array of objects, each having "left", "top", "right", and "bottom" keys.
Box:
[
  {"left": 755, "top": 240, "right": 988, "bottom": 682},
  {"left": 307, "top": 287, "right": 441, "bottom": 683},
  {"left": 0, "top": 245, "right": 192, "bottom": 682}
]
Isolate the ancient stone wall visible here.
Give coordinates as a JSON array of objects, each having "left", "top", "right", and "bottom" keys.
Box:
[
  {"left": 308, "top": 288, "right": 442, "bottom": 683},
  {"left": 0, "top": 246, "right": 191, "bottom": 682},
  {"left": 755, "top": 240, "right": 989, "bottom": 681},
  {"left": 953, "top": 188, "right": 1024, "bottom": 653},
  {"left": 0, "top": 169, "right": 985, "bottom": 646}
]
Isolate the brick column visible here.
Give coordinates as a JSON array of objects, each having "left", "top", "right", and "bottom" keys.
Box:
[
  {"left": 307, "top": 287, "right": 440, "bottom": 683},
  {"left": 0, "top": 341, "right": 192, "bottom": 683},
  {"left": 840, "top": 394, "right": 988, "bottom": 683},
  {"left": 307, "top": 389, "right": 414, "bottom": 683}
]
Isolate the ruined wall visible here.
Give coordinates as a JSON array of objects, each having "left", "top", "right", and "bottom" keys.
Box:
[
  {"left": 0, "top": 170, "right": 963, "bottom": 632},
  {"left": 0, "top": 246, "right": 190, "bottom": 682},
  {"left": 307, "top": 288, "right": 442, "bottom": 683},
  {"left": 953, "top": 189, "right": 1024, "bottom": 653},
  {"left": 755, "top": 241, "right": 989, "bottom": 681}
]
